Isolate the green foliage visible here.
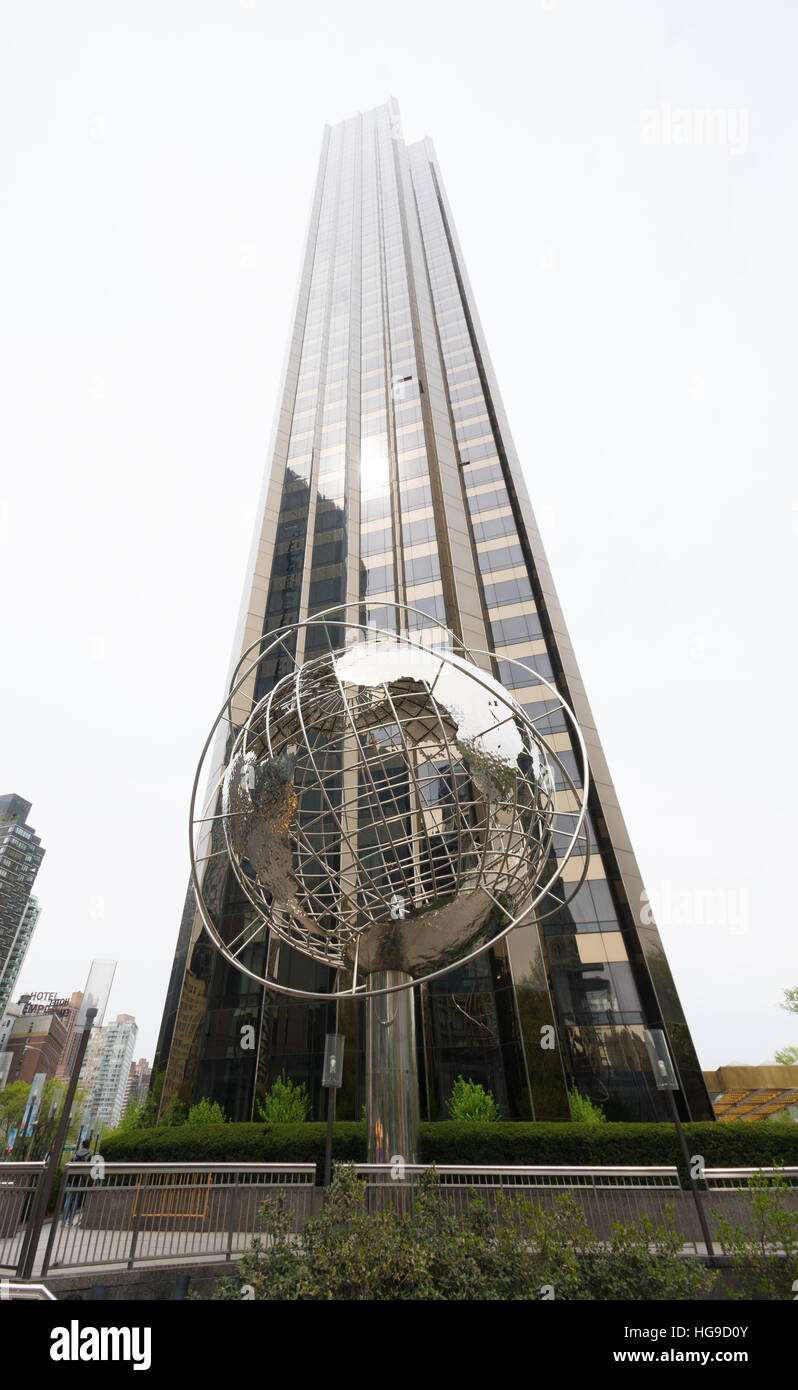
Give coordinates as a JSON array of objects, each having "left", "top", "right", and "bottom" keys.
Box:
[
  {"left": 0, "top": 1079, "right": 85, "bottom": 1157},
  {"left": 187, "top": 1097, "right": 228, "bottom": 1126},
  {"left": 115, "top": 1101, "right": 144, "bottom": 1133},
  {"left": 257, "top": 1074, "right": 311, "bottom": 1124},
  {"left": 111, "top": 1085, "right": 161, "bottom": 1136},
  {"left": 204, "top": 1164, "right": 714, "bottom": 1301},
  {"left": 104, "top": 1091, "right": 162, "bottom": 1142},
  {"left": 421, "top": 1121, "right": 798, "bottom": 1178},
  {"left": 102, "top": 1121, "right": 367, "bottom": 1167},
  {"left": 568, "top": 1085, "right": 607, "bottom": 1124},
  {"left": 446, "top": 1075, "right": 500, "bottom": 1122},
  {"left": 159, "top": 1097, "right": 188, "bottom": 1127},
  {"left": 101, "top": 1119, "right": 798, "bottom": 1181},
  {"left": 0, "top": 1081, "right": 31, "bottom": 1146},
  {"left": 713, "top": 1170, "right": 798, "bottom": 1299},
  {"left": 777, "top": 987, "right": 798, "bottom": 1072},
  {"left": 137, "top": 1089, "right": 160, "bottom": 1129},
  {"left": 28, "top": 1080, "right": 85, "bottom": 1159}
]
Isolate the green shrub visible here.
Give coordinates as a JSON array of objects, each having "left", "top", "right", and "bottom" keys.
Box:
[
  {"left": 202, "top": 1164, "right": 714, "bottom": 1301},
  {"left": 101, "top": 1120, "right": 798, "bottom": 1185},
  {"left": 159, "top": 1097, "right": 187, "bottom": 1127},
  {"left": 257, "top": 1074, "right": 310, "bottom": 1124},
  {"left": 102, "top": 1122, "right": 366, "bottom": 1168},
  {"left": 713, "top": 1169, "right": 798, "bottom": 1299},
  {"left": 420, "top": 1122, "right": 798, "bottom": 1179},
  {"left": 568, "top": 1086, "right": 607, "bottom": 1123},
  {"left": 187, "top": 1097, "right": 228, "bottom": 1125},
  {"left": 446, "top": 1076, "right": 500, "bottom": 1122}
]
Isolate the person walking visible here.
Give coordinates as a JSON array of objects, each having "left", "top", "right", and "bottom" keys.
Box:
[{"left": 61, "top": 1136, "right": 92, "bottom": 1225}]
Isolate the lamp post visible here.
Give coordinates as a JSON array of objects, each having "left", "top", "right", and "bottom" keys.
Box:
[
  {"left": 644, "top": 1028, "right": 716, "bottom": 1266},
  {"left": 322, "top": 1032, "right": 345, "bottom": 1187},
  {"left": 17, "top": 959, "right": 115, "bottom": 1279}
]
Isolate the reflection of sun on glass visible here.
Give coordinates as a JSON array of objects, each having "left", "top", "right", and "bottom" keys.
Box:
[{"left": 360, "top": 437, "right": 390, "bottom": 493}]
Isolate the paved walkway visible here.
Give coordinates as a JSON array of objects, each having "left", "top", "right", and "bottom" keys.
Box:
[
  {"left": 33, "top": 1219, "right": 267, "bottom": 1276},
  {"left": 4, "top": 1218, "right": 723, "bottom": 1280}
]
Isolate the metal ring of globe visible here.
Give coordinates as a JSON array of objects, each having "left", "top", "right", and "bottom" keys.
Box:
[{"left": 189, "top": 604, "right": 591, "bottom": 1002}]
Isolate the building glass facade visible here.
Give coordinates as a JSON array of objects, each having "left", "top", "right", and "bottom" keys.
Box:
[
  {"left": 0, "top": 795, "right": 45, "bottom": 1019},
  {"left": 154, "top": 102, "right": 712, "bottom": 1125}
]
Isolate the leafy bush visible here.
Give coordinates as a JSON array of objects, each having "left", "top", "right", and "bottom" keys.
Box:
[
  {"left": 568, "top": 1086, "right": 607, "bottom": 1123},
  {"left": 446, "top": 1076, "right": 500, "bottom": 1122},
  {"left": 257, "top": 1074, "right": 310, "bottom": 1124},
  {"left": 203, "top": 1164, "right": 714, "bottom": 1301},
  {"left": 187, "top": 1097, "right": 228, "bottom": 1125},
  {"left": 713, "top": 1169, "right": 798, "bottom": 1299},
  {"left": 159, "top": 1097, "right": 187, "bottom": 1127}
]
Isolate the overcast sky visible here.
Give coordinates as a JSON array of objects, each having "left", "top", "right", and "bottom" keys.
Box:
[{"left": 1, "top": 0, "right": 796, "bottom": 1072}]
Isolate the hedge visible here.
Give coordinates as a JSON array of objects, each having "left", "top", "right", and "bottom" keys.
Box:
[
  {"left": 420, "top": 1122, "right": 798, "bottom": 1171},
  {"left": 102, "top": 1120, "right": 798, "bottom": 1182},
  {"left": 102, "top": 1122, "right": 366, "bottom": 1167}
]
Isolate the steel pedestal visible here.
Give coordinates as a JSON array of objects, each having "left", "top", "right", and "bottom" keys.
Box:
[{"left": 366, "top": 971, "right": 419, "bottom": 1165}]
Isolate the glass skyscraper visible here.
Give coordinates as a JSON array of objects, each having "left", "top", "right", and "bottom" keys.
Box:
[
  {"left": 0, "top": 794, "right": 45, "bottom": 1019},
  {"left": 154, "top": 100, "right": 712, "bottom": 1125}
]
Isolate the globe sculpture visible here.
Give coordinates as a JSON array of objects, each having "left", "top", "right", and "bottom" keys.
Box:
[{"left": 190, "top": 606, "right": 591, "bottom": 1162}]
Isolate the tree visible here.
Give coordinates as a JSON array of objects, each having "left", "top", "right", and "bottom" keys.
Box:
[
  {"left": 160, "top": 1096, "right": 188, "bottom": 1127},
  {"left": 775, "top": 987, "right": 798, "bottom": 1071},
  {"left": 114, "top": 1101, "right": 145, "bottom": 1133},
  {"left": 187, "top": 1097, "right": 228, "bottom": 1125},
  {"left": 568, "top": 1084, "right": 607, "bottom": 1123},
  {"left": 137, "top": 1085, "right": 160, "bottom": 1129},
  {"left": 29, "top": 1079, "right": 84, "bottom": 1159},
  {"left": 257, "top": 1073, "right": 310, "bottom": 1123},
  {"left": 0, "top": 1081, "right": 30, "bottom": 1147},
  {"left": 446, "top": 1075, "right": 500, "bottom": 1122}
]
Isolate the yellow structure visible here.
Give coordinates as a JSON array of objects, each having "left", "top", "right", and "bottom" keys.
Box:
[{"left": 703, "top": 1065, "right": 798, "bottom": 1121}]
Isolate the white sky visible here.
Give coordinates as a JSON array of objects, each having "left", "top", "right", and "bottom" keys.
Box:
[{"left": 1, "top": 0, "right": 796, "bottom": 1072}]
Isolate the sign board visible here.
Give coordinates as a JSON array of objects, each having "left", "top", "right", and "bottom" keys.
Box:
[{"left": 21, "top": 991, "right": 71, "bottom": 1016}]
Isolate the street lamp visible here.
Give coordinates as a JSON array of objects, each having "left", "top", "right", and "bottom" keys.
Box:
[
  {"left": 322, "top": 1032, "right": 345, "bottom": 1187},
  {"left": 644, "top": 1028, "right": 716, "bottom": 1265},
  {"left": 18, "top": 959, "right": 116, "bottom": 1279}
]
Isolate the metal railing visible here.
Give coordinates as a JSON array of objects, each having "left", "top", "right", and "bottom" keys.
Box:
[
  {"left": 357, "top": 1163, "right": 682, "bottom": 1187},
  {"left": 42, "top": 1162, "right": 317, "bottom": 1275},
  {"left": 0, "top": 1163, "right": 46, "bottom": 1274},
  {"left": 0, "top": 1280, "right": 57, "bottom": 1300},
  {"left": 704, "top": 1166, "right": 798, "bottom": 1190},
  {"left": 5, "top": 1159, "right": 795, "bottom": 1276},
  {"left": 356, "top": 1162, "right": 689, "bottom": 1230}
]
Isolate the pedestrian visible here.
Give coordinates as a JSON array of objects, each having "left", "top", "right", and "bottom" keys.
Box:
[{"left": 61, "top": 1137, "right": 92, "bottom": 1225}]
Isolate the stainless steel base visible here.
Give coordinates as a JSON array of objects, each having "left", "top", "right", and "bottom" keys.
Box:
[{"left": 366, "top": 971, "right": 419, "bottom": 1164}]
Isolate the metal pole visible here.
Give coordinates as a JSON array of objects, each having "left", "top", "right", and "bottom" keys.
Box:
[
  {"left": 323, "top": 1076, "right": 336, "bottom": 1187},
  {"left": 665, "top": 1086, "right": 716, "bottom": 1266},
  {"left": 17, "top": 1008, "right": 96, "bottom": 1279},
  {"left": 323, "top": 994, "right": 339, "bottom": 1187},
  {"left": 366, "top": 971, "right": 419, "bottom": 1165}
]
